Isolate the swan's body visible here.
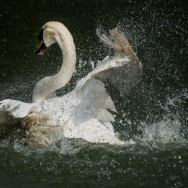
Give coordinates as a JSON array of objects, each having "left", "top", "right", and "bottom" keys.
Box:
[{"left": 0, "top": 21, "right": 142, "bottom": 147}]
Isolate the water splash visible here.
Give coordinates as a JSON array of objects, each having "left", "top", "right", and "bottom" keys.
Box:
[
  {"left": 135, "top": 92, "right": 188, "bottom": 149},
  {"left": 137, "top": 120, "right": 185, "bottom": 145}
]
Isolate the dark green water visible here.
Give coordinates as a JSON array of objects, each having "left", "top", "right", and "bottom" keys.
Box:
[{"left": 0, "top": 0, "right": 188, "bottom": 187}]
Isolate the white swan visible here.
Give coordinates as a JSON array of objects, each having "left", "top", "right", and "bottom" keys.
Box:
[{"left": 0, "top": 21, "right": 142, "bottom": 147}]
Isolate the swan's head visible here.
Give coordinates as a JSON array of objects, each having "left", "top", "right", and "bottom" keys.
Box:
[{"left": 36, "top": 22, "right": 61, "bottom": 56}]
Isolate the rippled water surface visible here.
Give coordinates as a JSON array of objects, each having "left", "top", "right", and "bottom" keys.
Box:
[{"left": 0, "top": 0, "right": 188, "bottom": 187}]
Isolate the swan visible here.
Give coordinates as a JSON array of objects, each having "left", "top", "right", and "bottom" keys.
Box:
[{"left": 0, "top": 21, "right": 142, "bottom": 147}]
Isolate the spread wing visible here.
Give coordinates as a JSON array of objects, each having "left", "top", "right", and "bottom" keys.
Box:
[{"left": 76, "top": 28, "right": 142, "bottom": 94}]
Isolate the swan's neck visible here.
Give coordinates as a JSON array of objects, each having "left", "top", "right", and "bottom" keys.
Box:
[
  {"left": 32, "top": 27, "right": 76, "bottom": 103},
  {"left": 54, "top": 32, "right": 76, "bottom": 88}
]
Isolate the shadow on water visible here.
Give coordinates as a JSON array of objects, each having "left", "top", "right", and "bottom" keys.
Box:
[{"left": 0, "top": 0, "right": 188, "bottom": 187}]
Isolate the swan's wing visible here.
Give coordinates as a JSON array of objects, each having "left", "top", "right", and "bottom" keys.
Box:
[
  {"left": 76, "top": 28, "right": 142, "bottom": 94},
  {"left": 0, "top": 99, "right": 38, "bottom": 125},
  {"left": 64, "top": 78, "right": 124, "bottom": 145},
  {"left": 98, "top": 28, "right": 140, "bottom": 62},
  {"left": 76, "top": 56, "right": 129, "bottom": 90}
]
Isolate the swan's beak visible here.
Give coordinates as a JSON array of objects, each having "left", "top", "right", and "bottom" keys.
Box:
[{"left": 36, "top": 40, "right": 46, "bottom": 56}]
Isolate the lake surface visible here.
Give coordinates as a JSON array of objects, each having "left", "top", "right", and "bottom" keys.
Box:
[{"left": 0, "top": 0, "right": 188, "bottom": 187}]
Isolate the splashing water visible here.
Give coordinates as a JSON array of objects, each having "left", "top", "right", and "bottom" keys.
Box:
[
  {"left": 136, "top": 92, "right": 188, "bottom": 149},
  {"left": 137, "top": 120, "right": 185, "bottom": 146}
]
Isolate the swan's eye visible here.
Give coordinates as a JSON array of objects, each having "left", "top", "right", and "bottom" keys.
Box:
[{"left": 38, "top": 29, "right": 44, "bottom": 41}]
